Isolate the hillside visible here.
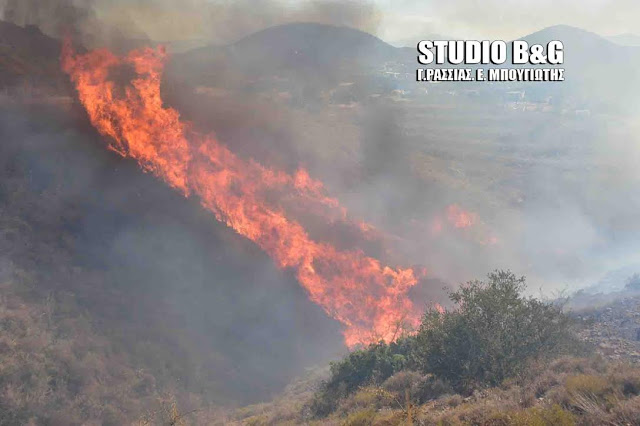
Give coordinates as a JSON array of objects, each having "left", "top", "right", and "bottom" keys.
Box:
[
  {"left": 165, "top": 23, "right": 640, "bottom": 114},
  {"left": 517, "top": 25, "right": 640, "bottom": 111},
  {"left": 0, "top": 21, "right": 68, "bottom": 93},
  {"left": 607, "top": 33, "right": 640, "bottom": 47},
  {"left": 2, "top": 17, "right": 640, "bottom": 425},
  {"left": 168, "top": 22, "right": 409, "bottom": 89},
  {"left": 0, "top": 71, "right": 346, "bottom": 426},
  {"left": 228, "top": 286, "right": 640, "bottom": 426}
]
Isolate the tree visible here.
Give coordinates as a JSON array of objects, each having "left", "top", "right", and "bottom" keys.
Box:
[{"left": 415, "top": 270, "right": 574, "bottom": 392}]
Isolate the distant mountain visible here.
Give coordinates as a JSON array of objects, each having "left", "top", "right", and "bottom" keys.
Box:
[
  {"left": 229, "top": 22, "right": 400, "bottom": 69},
  {"left": 388, "top": 32, "right": 453, "bottom": 49},
  {"left": 519, "top": 24, "right": 639, "bottom": 69},
  {"left": 166, "top": 22, "right": 640, "bottom": 113},
  {"left": 0, "top": 21, "right": 59, "bottom": 59},
  {"left": 504, "top": 25, "right": 640, "bottom": 111},
  {"left": 607, "top": 33, "right": 640, "bottom": 47},
  {"left": 4, "top": 19, "right": 639, "bottom": 113},
  {"left": 167, "top": 22, "right": 412, "bottom": 92},
  {"left": 522, "top": 25, "right": 614, "bottom": 49}
]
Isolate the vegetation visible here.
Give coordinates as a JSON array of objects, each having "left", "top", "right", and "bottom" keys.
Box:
[
  {"left": 310, "top": 338, "right": 415, "bottom": 416},
  {"left": 415, "top": 271, "right": 577, "bottom": 391},
  {"left": 0, "top": 102, "right": 333, "bottom": 424},
  {"left": 2, "top": 18, "right": 638, "bottom": 426},
  {"left": 233, "top": 356, "right": 640, "bottom": 425},
  {"left": 231, "top": 277, "right": 640, "bottom": 425},
  {"left": 0, "top": 100, "right": 356, "bottom": 424},
  {"left": 310, "top": 271, "right": 579, "bottom": 418}
]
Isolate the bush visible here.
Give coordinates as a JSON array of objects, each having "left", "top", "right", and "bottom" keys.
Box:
[
  {"left": 310, "top": 338, "right": 415, "bottom": 416},
  {"left": 342, "top": 408, "right": 377, "bottom": 426},
  {"left": 382, "top": 371, "right": 452, "bottom": 404},
  {"left": 565, "top": 374, "right": 611, "bottom": 398},
  {"left": 310, "top": 271, "right": 578, "bottom": 418},
  {"left": 609, "top": 395, "right": 640, "bottom": 425},
  {"left": 511, "top": 404, "right": 575, "bottom": 426},
  {"left": 610, "top": 364, "right": 640, "bottom": 396},
  {"left": 415, "top": 270, "right": 575, "bottom": 391}
]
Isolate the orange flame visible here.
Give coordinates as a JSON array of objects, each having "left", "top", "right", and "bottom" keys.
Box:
[
  {"left": 446, "top": 204, "right": 476, "bottom": 229},
  {"left": 61, "top": 41, "right": 421, "bottom": 347}
]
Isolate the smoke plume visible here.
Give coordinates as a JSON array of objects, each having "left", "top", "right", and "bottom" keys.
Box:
[{"left": 0, "top": 0, "right": 381, "bottom": 48}]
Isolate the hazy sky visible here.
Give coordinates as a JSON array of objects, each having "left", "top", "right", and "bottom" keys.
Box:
[
  {"left": 1, "top": 0, "right": 638, "bottom": 47},
  {"left": 373, "top": 0, "right": 640, "bottom": 45}
]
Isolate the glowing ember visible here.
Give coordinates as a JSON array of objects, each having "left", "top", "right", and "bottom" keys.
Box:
[{"left": 61, "top": 41, "right": 422, "bottom": 347}]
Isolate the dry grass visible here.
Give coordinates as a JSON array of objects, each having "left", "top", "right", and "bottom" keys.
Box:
[
  {"left": 229, "top": 356, "right": 640, "bottom": 426},
  {"left": 0, "top": 277, "right": 226, "bottom": 425}
]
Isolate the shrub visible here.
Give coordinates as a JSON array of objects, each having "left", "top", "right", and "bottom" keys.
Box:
[
  {"left": 310, "top": 338, "right": 415, "bottom": 416},
  {"left": 511, "top": 404, "right": 575, "bottom": 426},
  {"left": 609, "top": 395, "right": 640, "bottom": 425},
  {"left": 565, "top": 374, "right": 611, "bottom": 398},
  {"left": 310, "top": 271, "right": 579, "bottom": 418},
  {"left": 415, "top": 270, "right": 575, "bottom": 391},
  {"left": 382, "top": 371, "right": 453, "bottom": 405},
  {"left": 610, "top": 364, "right": 640, "bottom": 396},
  {"left": 343, "top": 408, "right": 377, "bottom": 426}
]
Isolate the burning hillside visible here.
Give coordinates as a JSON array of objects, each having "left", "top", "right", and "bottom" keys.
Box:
[
  {"left": 60, "top": 40, "right": 424, "bottom": 347},
  {"left": 3, "top": 0, "right": 640, "bottom": 423}
]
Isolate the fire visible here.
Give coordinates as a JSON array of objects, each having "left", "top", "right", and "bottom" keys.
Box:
[
  {"left": 429, "top": 204, "right": 499, "bottom": 246},
  {"left": 446, "top": 204, "right": 476, "bottom": 229},
  {"left": 61, "top": 41, "right": 421, "bottom": 347}
]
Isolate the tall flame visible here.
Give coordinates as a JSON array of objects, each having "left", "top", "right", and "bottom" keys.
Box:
[{"left": 61, "top": 41, "right": 421, "bottom": 347}]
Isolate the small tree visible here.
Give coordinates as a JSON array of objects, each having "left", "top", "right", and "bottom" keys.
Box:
[{"left": 415, "top": 270, "right": 574, "bottom": 392}]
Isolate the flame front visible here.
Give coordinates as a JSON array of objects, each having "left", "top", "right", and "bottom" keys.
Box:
[{"left": 61, "top": 41, "right": 421, "bottom": 347}]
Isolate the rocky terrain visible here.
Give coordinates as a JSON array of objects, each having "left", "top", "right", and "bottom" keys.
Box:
[{"left": 574, "top": 294, "right": 640, "bottom": 362}]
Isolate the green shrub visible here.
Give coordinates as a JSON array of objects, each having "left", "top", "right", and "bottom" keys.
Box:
[
  {"left": 415, "top": 270, "right": 575, "bottom": 391},
  {"left": 310, "top": 338, "right": 415, "bottom": 416},
  {"left": 311, "top": 271, "right": 577, "bottom": 418}
]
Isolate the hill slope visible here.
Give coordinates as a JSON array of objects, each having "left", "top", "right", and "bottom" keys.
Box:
[
  {"left": 607, "top": 33, "right": 640, "bottom": 47},
  {"left": 0, "top": 20, "right": 349, "bottom": 422},
  {"left": 510, "top": 25, "right": 640, "bottom": 111},
  {"left": 0, "top": 21, "right": 68, "bottom": 92},
  {"left": 172, "top": 22, "right": 407, "bottom": 81}
]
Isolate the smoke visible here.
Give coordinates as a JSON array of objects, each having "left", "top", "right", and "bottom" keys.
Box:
[
  {"left": 0, "top": 100, "right": 347, "bottom": 402},
  {"left": 3, "top": 0, "right": 640, "bottom": 375},
  {"left": 0, "top": 0, "right": 382, "bottom": 48},
  {"left": 159, "top": 19, "right": 640, "bottom": 298},
  {"left": 376, "top": 0, "right": 640, "bottom": 43},
  {"left": 4, "top": 2, "right": 640, "bottom": 415}
]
